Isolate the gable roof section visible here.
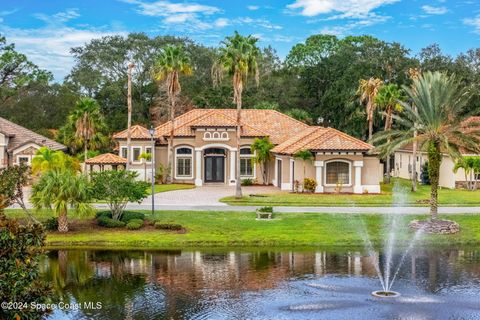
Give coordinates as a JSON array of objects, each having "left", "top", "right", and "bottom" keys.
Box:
[
  {"left": 272, "top": 126, "right": 373, "bottom": 155},
  {"left": 112, "top": 124, "right": 153, "bottom": 139},
  {"left": 0, "top": 117, "right": 66, "bottom": 152},
  {"left": 154, "top": 109, "right": 310, "bottom": 144}
]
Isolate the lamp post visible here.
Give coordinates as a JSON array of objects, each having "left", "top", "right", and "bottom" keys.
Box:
[{"left": 149, "top": 125, "right": 156, "bottom": 218}]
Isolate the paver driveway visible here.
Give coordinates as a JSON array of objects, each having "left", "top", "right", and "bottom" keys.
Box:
[{"left": 141, "top": 185, "right": 281, "bottom": 206}]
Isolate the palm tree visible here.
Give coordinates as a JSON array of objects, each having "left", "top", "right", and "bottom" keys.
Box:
[
  {"left": 375, "top": 84, "right": 403, "bottom": 183},
  {"left": 32, "top": 147, "right": 80, "bottom": 175},
  {"left": 68, "top": 97, "right": 106, "bottom": 173},
  {"left": 31, "top": 170, "right": 93, "bottom": 232},
  {"left": 152, "top": 45, "right": 193, "bottom": 184},
  {"left": 409, "top": 68, "right": 421, "bottom": 192},
  {"left": 218, "top": 31, "right": 260, "bottom": 198},
  {"left": 358, "top": 77, "right": 383, "bottom": 141},
  {"left": 374, "top": 71, "right": 480, "bottom": 221},
  {"left": 251, "top": 137, "right": 274, "bottom": 185},
  {"left": 138, "top": 152, "right": 152, "bottom": 182},
  {"left": 126, "top": 62, "right": 135, "bottom": 171},
  {"left": 294, "top": 150, "right": 314, "bottom": 185}
]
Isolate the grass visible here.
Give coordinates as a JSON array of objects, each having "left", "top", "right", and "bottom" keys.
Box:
[
  {"left": 5, "top": 209, "right": 480, "bottom": 249},
  {"left": 221, "top": 178, "right": 480, "bottom": 207},
  {"left": 147, "top": 183, "right": 195, "bottom": 195}
]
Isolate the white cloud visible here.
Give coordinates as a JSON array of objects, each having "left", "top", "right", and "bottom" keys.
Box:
[
  {"left": 319, "top": 14, "right": 390, "bottom": 36},
  {"left": 214, "top": 18, "right": 229, "bottom": 27},
  {"left": 286, "top": 0, "right": 399, "bottom": 18},
  {"left": 464, "top": 15, "right": 480, "bottom": 34},
  {"left": 247, "top": 5, "right": 260, "bottom": 10},
  {"left": 236, "top": 17, "right": 282, "bottom": 29},
  {"left": 121, "top": 0, "right": 219, "bottom": 16},
  {"left": 34, "top": 8, "right": 81, "bottom": 24},
  {"left": 422, "top": 5, "right": 448, "bottom": 15}
]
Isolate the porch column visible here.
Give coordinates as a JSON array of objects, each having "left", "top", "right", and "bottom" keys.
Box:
[
  {"left": 314, "top": 161, "right": 324, "bottom": 193},
  {"left": 353, "top": 160, "right": 363, "bottom": 194},
  {"left": 195, "top": 150, "right": 202, "bottom": 186},
  {"left": 229, "top": 150, "right": 236, "bottom": 186}
]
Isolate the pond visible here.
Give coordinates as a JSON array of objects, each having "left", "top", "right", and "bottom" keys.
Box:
[{"left": 41, "top": 247, "right": 480, "bottom": 320}]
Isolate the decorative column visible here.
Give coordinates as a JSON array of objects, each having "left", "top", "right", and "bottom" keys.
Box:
[
  {"left": 229, "top": 150, "right": 236, "bottom": 186},
  {"left": 353, "top": 160, "right": 364, "bottom": 194},
  {"left": 195, "top": 149, "right": 202, "bottom": 186},
  {"left": 314, "top": 161, "right": 324, "bottom": 193}
]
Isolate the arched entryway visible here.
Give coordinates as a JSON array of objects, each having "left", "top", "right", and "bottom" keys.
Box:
[{"left": 204, "top": 148, "right": 226, "bottom": 183}]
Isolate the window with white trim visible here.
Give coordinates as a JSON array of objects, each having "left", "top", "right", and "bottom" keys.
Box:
[
  {"left": 18, "top": 156, "right": 30, "bottom": 165},
  {"left": 240, "top": 147, "right": 254, "bottom": 177},
  {"left": 121, "top": 147, "right": 128, "bottom": 159},
  {"left": 325, "top": 161, "right": 350, "bottom": 185},
  {"left": 145, "top": 147, "right": 153, "bottom": 162},
  {"left": 132, "top": 147, "right": 141, "bottom": 162},
  {"left": 176, "top": 147, "right": 193, "bottom": 177}
]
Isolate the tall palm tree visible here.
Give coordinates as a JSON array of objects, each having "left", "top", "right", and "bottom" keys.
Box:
[
  {"left": 31, "top": 170, "right": 93, "bottom": 232},
  {"left": 152, "top": 45, "right": 193, "bottom": 184},
  {"left": 408, "top": 68, "right": 421, "bottom": 192},
  {"left": 358, "top": 77, "right": 383, "bottom": 141},
  {"left": 375, "top": 84, "right": 403, "bottom": 183},
  {"left": 68, "top": 97, "right": 106, "bottom": 173},
  {"left": 294, "top": 150, "right": 314, "bottom": 182},
  {"left": 251, "top": 137, "right": 274, "bottom": 185},
  {"left": 138, "top": 152, "right": 152, "bottom": 182},
  {"left": 218, "top": 31, "right": 260, "bottom": 198},
  {"left": 374, "top": 71, "right": 480, "bottom": 221},
  {"left": 126, "top": 62, "right": 135, "bottom": 171}
]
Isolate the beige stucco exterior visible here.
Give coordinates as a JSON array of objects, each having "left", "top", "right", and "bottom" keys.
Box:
[{"left": 394, "top": 150, "right": 472, "bottom": 189}]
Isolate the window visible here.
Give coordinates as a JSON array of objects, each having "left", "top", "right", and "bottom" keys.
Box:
[
  {"left": 121, "top": 147, "right": 128, "bottom": 159},
  {"left": 176, "top": 147, "right": 193, "bottom": 178},
  {"left": 325, "top": 161, "right": 350, "bottom": 185},
  {"left": 145, "top": 147, "right": 153, "bottom": 162},
  {"left": 132, "top": 147, "right": 141, "bottom": 162},
  {"left": 240, "top": 147, "right": 254, "bottom": 177},
  {"left": 18, "top": 156, "right": 29, "bottom": 165}
]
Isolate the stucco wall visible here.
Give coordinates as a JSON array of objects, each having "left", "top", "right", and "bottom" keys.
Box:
[{"left": 0, "top": 133, "right": 7, "bottom": 168}]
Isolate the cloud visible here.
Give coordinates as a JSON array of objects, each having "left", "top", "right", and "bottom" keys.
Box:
[
  {"left": 247, "top": 5, "right": 260, "bottom": 10},
  {"left": 236, "top": 17, "right": 282, "bottom": 29},
  {"left": 121, "top": 0, "right": 219, "bottom": 16},
  {"left": 33, "top": 8, "right": 81, "bottom": 24},
  {"left": 464, "top": 15, "right": 480, "bottom": 34},
  {"left": 319, "top": 14, "right": 390, "bottom": 36},
  {"left": 421, "top": 5, "right": 448, "bottom": 15},
  {"left": 286, "top": 0, "right": 399, "bottom": 18},
  {"left": 214, "top": 18, "right": 229, "bottom": 27}
]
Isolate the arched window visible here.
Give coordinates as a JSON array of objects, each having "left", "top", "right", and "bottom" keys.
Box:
[
  {"left": 240, "top": 147, "right": 254, "bottom": 177},
  {"left": 221, "top": 132, "right": 229, "bottom": 139},
  {"left": 212, "top": 132, "right": 220, "bottom": 139},
  {"left": 175, "top": 146, "right": 193, "bottom": 178},
  {"left": 203, "top": 132, "right": 211, "bottom": 139},
  {"left": 325, "top": 160, "right": 351, "bottom": 185}
]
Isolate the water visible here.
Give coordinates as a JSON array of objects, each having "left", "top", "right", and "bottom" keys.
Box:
[{"left": 41, "top": 248, "right": 480, "bottom": 319}]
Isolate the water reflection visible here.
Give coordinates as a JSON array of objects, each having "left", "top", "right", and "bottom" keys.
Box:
[{"left": 41, "top": 248, "right": 480, "bottom": 320}]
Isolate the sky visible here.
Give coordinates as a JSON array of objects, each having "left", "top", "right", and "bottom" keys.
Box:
[{"left": 1, "top": 0, "right": 479, "bottom": 81}]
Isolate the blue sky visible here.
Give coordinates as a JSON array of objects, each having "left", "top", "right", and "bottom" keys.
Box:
[{"left": 1, "top": 0, "right": 479, "bottom": 80}]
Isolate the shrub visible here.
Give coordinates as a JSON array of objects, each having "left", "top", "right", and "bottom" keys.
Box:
[
  {"left": 97, "top": 216, "right": 126, "bottom": 228},
  {"left": 126, "top": 219, "right": 144, "bottom": 230},
  {"left": 303, "top": 178, "right": 317, "bottom": 192},
  {"left": 241, "top": 178, "right": 254, "bottom": 186},
  {"left": 43, "top": 217, "right": 59, "bottom": 231},
  {"left": 257, "top": 206, "right": 273, "bottom": 213},
  {"left": 95, "top": 211, "right": 111, "bottom": 219},
  {"left": 421, "top": 162, "right": 430, "bottom": 185},
  {"left": 154, "top": 222, "right": 183, "bottom": 231},
  {"left": 120, "top": 211, "right": 145, "bottom": 223}
]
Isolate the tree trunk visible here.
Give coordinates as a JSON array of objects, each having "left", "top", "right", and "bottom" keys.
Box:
[
  {"left": 57, "top": 209, "right": 68, "bottom": 233},
  {"left": 384, "top": 110, "right": 392, "bottom": 184},
  {"left": 84, "top": 141, "right": 88, "bottom": 174},
  {"left": 234, "top": 72, "right": 243, "bottom": 199},
  {"left": 411, "top": 105, "right": 418, "bottom": 192},
  {"left": 126, "top": 63, "right": 134, "bottom": 171},
  {"left": 427, "top": 141, "right": 441, "bottom": 221},
  {"left": 167, "top": 82, "right": 175, "bottom": 185},
  {"left": 368, "top": 118, "right": 373, "bottom": 141},
  {"left": 144, "top": 162, "right": 147, "bottom": 182}
]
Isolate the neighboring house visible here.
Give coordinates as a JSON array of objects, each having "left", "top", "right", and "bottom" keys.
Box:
[
  {"left": 394, "top": 116, "right": 480, "bottom": 189},
  {"left": 113, "top": 109, "right": 382, "bottom": 193},
  {"left": 0, "top": 117, "right": 66, "bottom": 168}
]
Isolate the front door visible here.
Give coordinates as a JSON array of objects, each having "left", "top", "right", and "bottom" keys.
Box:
[
  {"left": 277, "top": 159, "right": 282, "bottom": 188},
  {"left": 204, "top": 148, "right": 226, "bottom": 183}
]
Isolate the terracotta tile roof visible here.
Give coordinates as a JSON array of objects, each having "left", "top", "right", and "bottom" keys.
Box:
[
  {"left": 85, "top": 153, "right": 127, "bottom": 165},
  {"left": 0, "top": 116, "right": 66, "bottom": 152},
  {"left": 272, "top": 126, "right": 373, "bottom": 155},
  {"left": 112, "top": 125, "right": 153, "bottom": 139},
  {"left": 154, "top": 109, "right": 309, "bottom": 143}
]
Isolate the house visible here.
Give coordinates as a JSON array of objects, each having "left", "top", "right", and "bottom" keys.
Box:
[
  {"left": 394, "top": 116, "right": 480, "bottom": 189},
  {"left": 113, "top": 109, "right": 382, "bottom": 193},
  {"left": 0, "top": 117, "right": 66, "bottom": 168}
]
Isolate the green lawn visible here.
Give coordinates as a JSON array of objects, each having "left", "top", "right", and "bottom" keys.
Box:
[
  {"left": 221, "top": 178, "right": 480, "bottom": 207},
  {"left": 5, "top": 209, "right": 480, "bottom": 248},
  {"left": 147, "top": 183, "right": 195, "bottom": 194}
]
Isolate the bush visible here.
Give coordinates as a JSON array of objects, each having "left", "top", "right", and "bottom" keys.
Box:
[
  {"left": 421, "top": 162, "right": 430, "bottom": 185},
  {"left": 257, "top": 206, "right": 273, "bottom": 213},
  {"left": 95, "top": 211, "right": 111, "bottom": 219},
  {"left": 43, "top": 217, "right": 59, "bottom": 231},
  {"left": 97, "top": 216, "right": 126, "bottom": 228},
  {"left": 154, "top": 222, "right": 183, "bottom": 231},
  {"left": 126, "top": 219, "right": 143, "bottom": 230},
  {"left": 241, "top": 178, "right": 254, "bottom": 186},
  {"left": 303, "top": 178, "right": 317, "bottom": 192},
  {"left": 121, "top": 211, "right": 145, "bottom": 223}
]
